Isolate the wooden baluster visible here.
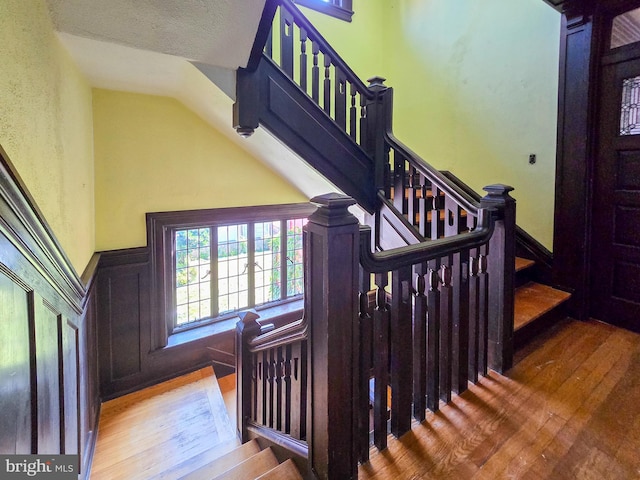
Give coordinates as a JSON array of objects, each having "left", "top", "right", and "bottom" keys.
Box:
[
  {"left": 323, "top": 54, "right": 332, "bottom": 115},
  {"left": 413, "top": 264, "right": 428, "bottom": 422},
  {"left": 426, "top": 261, "right": 441, "bottom": 412},
  {"left": 299, "top": 28, "right": 308, "bottom": 92},
  {"left": 267, "top": 349, "right": 275, "bottom": 428},
  {"left": 452, "top": 249, "right": 470, "bottom": 395},
  {"left": 335, "top": 69, "right": 347, "bottom": 130},
  {"left": 358, "top": 269, "right": 373, "bottom": 463},
  {"left": 359, "top": 94, "right": 367, "bottom": 148},
  {"left": 431, "top": 186, "right": 442, "bottom": 240},
  {"left": 418, "top": 174, "right": 428, "bottom": 238},
  {"left": 393, "top": 150, "right": 405, "bottom": 212},
  {"left": 468, "top": 252, "right": 480, "bottom": 383},
  {"left": 276, "top": 346, "right": 284, "bottom": 432},
  {"left": 373, "top": 272, "right": 389, "bottom": 450},
  {"left": 312, "top": 42, "right": 320, "bottom": 103},
  {"left": 251, "top": 354, "right": 258, "bottom": 422},
  {"left": 236, "top": 310, "right": 261, "bottom": 442},
  {"left": 257, "top": 352, "right": 265, "bottom": 426},
  {"left": 349, "top": 84, "right": 358, "bottom": 141},
  {"left": 407, "top": 167, "right": 418, "bottom": 227},
  {"left": 280, "top": 8, "right": 294, "bottom": 77},
  {"left": 444, "top": 195, "right": 459, "bottom": 238},
  {"left": 289, "top": 343, "right": 300, "bottom": 438},
  {"left": 439, "top": 261, "right": 453, "bottom": 403},
  {"left": 390, "top": 266, "right": 412, "bottom": 437},
  {"left": 299, "top": 340, "right": 308, "bottom": 440},
  {"left": 478, "top": 248, "right": 489, "bottom": 376}
]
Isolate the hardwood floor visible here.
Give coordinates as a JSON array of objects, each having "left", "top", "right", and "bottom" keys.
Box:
[
  {"left": 90, "top": 367, "right": 238, "bottom": 480},
  {"left": 359, "top": 319, "right": 640, "bottom": 479},
  {"left": 90, "top": 319, "right": 640, "bottom": 479}
]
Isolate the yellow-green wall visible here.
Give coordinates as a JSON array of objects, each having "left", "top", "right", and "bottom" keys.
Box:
[
  {"left": 301, "top": 0, "right": 560, "bottom": 249},
  {"left": 0, "top": 0, "right": 95, "bottom": 273},
  {"left": 93, "top": 89, "right": 308, "bottom": 251}
]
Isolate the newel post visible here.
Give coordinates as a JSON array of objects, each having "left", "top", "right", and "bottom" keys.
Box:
[
  {"left": 236, "top": 310, "right": 261, "bottom": 442},
  {"left": 364, "top": 77, "right": 393, "bottom": 192},
  {"left": 481, "top": 184, "right": 516, "bottom": 373},
  {"left": 305, "top": 193, "right": 360, "bottom": 480}
]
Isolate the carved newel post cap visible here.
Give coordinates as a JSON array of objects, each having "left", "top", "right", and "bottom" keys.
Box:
[
  {"left": 482, "top": 184, "right": 514, "bottom": 198},
  {"left": 367, "top": 76, "right": 387, "bottom": 88},
  {"left": 237, "top": 309, "right": 260, "bottom": 326},
  {"left": 309, "top": 193, "right": 358, "bottom": 227}
]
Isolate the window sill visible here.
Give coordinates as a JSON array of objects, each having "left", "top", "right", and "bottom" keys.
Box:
[{"left": 165, "top": 299, "right": 305, "bottom": 349}]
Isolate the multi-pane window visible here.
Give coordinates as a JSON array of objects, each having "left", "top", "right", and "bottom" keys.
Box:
[{"left": 173, "top": 218, "right": 307, "bottom": 328}]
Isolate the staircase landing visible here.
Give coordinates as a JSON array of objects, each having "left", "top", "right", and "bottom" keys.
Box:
[{"left": 91, "top": 367, "right": 239, "bottom": 480}]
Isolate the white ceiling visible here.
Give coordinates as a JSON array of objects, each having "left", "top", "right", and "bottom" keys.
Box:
[
  {"left": 46, "top": 0, "right": 266, "bottom": 69},
  {"left": 47, "top": 0, "right": 337, "bottom": 200}
]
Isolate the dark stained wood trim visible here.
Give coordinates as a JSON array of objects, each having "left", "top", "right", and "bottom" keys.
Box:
[
  {"left": 293, "top": 0, "right": 354, "bottom": 22},
  {"left": 245, "top": 0, "right": 279, "bottom": 71},
  {"left": 0, "top": 145, "right": 100, "bottom": 479},
  {"left": 0, "top": 144, "right": 85, "bottom": 312}
]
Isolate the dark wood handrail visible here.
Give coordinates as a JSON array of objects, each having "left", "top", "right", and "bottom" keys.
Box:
[
  {"left": 384, "top": 131, "right": 480, "bottom": 216},
  {"left": 278, "top": 0, "right": 375, "bottom": 100},
  {"left": 249, "top": 317, "right": 308, "bottom": 352},
  {"left": 360, "top": 208, "right": 495, "bottom": 273}
]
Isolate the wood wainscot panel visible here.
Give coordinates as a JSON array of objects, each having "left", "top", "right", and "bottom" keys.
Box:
[
  {"left": 0, "top": 145, "right": 99, "bottom": 479},
  {"left": 0, "top": 265, "right": 32, "bottom": 453}
]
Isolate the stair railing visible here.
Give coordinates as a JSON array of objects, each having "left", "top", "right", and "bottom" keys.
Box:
[{"left": 236, "top": 188, "right": 514, "bottom": 479}]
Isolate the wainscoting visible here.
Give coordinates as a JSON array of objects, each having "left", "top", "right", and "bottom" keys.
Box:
[{"left": 0, "top": 147, "right": 100, "bottom": 479}]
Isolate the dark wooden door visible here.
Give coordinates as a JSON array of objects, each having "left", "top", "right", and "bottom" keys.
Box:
[{"left": 591, "top": 51, "right": 640, "bottom": 332}]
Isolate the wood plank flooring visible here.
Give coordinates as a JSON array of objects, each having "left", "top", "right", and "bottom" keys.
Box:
[
  {"left": 90, "top": 319, "right": 640, "bottom": 479},
  {"left": 90, "top": 367, "right": 238, "bottom": 480},
  {"left": 358, "top": 318, "right": 640, "bottom": 479}
]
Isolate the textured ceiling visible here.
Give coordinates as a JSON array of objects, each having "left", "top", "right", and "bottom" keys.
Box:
[{"left": 46, "top": 0, "right": 266, "bottom": 68}]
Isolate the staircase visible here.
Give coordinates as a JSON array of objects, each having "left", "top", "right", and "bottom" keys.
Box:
[
  {"left": 91, "top": 367, "right": 303, "bottom": 480},
  {"left": 179, "top": 440, "right": 302, "bottom": 480},
  {"left": 226, "top": 1, "right": 573, "bottom": 478}
]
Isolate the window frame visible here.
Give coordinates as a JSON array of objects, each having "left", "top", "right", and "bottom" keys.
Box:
[
  {"left": 147, "top": 203, "right": 316, "bottom": 348},
  {"left": 293, "top": 0, "right": 354, "bottom": 22}
]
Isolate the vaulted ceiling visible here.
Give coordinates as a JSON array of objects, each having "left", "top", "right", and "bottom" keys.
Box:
[{"left": 45, "top": 0, "right": 337, "bottom": 200}]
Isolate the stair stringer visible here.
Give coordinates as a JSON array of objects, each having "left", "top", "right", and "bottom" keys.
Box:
[{"left": 235, "top": 57, "right": 378, "bottom": 213}]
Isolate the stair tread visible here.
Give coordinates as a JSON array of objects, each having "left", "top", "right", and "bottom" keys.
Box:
[
  {"left": 178, "top": 439, "right": 261, "bottom": 480},
  {"left": 155, "top": 437, "right": 241, "bottom": 480},
  {"left": 514, "top": 282, "right": 571, "bottom": 331},
  {"left": 515, "top": 257, "right": 535, "bottom": 273},
  {"left": 212, "top": 448, "right": 279, "bottom": 480},
  {"left": 255, "top": 459, "right": 303, "bottom": 480}
]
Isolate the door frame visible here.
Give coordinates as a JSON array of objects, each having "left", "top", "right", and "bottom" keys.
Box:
[{"left": 552, "top": 0, "right": 640, "bottom": 320}]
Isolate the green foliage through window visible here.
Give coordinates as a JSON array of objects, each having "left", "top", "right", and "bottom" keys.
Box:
[{"left": 174, "top": 218, "right": 307, "bottom": 328}]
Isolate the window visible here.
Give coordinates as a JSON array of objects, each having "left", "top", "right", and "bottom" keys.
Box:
[
  {"left": 148, "top": 203, "right": 315, "bottom": 341},
  {"left": 174, "top": 219, "right": 306, "bottom": 328},
  {"left": 294, "top": 0, "right": 353, "bottom": 22}
]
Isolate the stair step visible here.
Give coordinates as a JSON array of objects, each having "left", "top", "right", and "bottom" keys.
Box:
[
  {"left": 514, "top": 282, "right": 571, "bottom": 331},
  {"left": 515, "top": 257, "right": 535, "bottom": 273},
  {"left": 156, "top": 437, "right": 241, "bottom": 480},
  {"left": 212, "top": 447, "right": 280, "bottom": 480},
  {"left": 178, "top": 439, "right": 261, "bottom": 480},
  {"left": 255, "top": 459, "right": 303, "bottom": 480}
]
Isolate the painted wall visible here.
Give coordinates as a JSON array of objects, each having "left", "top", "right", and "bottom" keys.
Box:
[
  {"left": 93, "top": 89, "right": 308, "bottom": 251},
  {"left": 0, "top": 0, "right": 95, "bottom": 273},
  {"left": 301, "top": 0, "right": 560, "bottom": 249}
]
